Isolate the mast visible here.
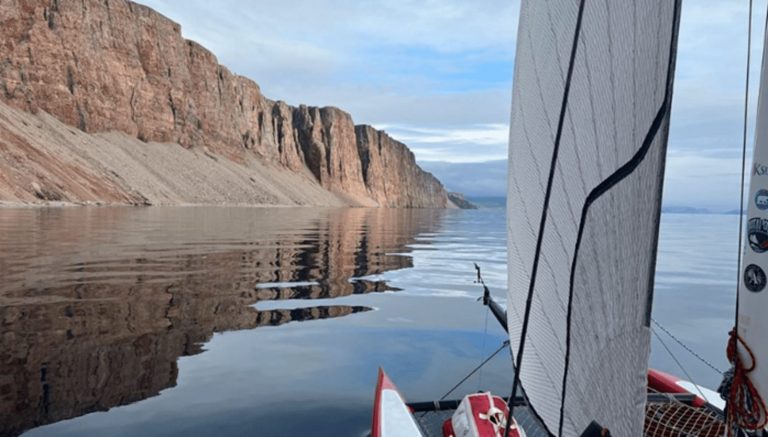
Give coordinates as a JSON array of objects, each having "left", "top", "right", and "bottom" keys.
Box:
[
  {"left": 505, "top": 1, "right": 681, "bottom": 435},
  {"left": 732, "top": 5, "right": 768, "bottom": 430}
]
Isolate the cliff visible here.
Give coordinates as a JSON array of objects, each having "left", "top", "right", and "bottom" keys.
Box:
[
  {"left": 0, "top": 0, "right": 450, "bottom": 207},
  {"left": 447, "top": 192, "right": 478, "bottom": 209}
]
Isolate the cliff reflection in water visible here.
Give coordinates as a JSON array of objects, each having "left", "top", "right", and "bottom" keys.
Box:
[{"left": 0, "top": 207, "right": 444, "bottom": 437}]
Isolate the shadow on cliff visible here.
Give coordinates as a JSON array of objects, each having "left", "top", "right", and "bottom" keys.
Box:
[{"left": 0, "top": 207, "right": 446, "bottom": 437}]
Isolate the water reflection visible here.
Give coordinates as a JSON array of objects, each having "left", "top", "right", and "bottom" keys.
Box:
[{"left": 0, "top": 207, "right": 444, "bottom": 437}]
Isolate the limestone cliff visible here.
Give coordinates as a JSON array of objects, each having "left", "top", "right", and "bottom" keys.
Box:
[{"left": 0, "top": 0, "right": 449, "bottom": 207}]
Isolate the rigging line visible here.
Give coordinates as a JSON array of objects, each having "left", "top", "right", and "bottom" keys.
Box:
[
  {"left": 734, "top": 0, "right": 753, "bottom": 341},
  {"left": 505, "top": 1, "right": 586, "bottom": 436},
  {"left": 652, "top": 327, "right": 710, "bottom": 404},
  {"left": 651, "top": 318, "right": 725, "bottom": 375},
  {"left": 727, "top": 1, "right": 752, "bottom": 429},
  {"left": 418, "top": 340, "right": 511, "bottom": 418},
  {"left": 716, "top": 2, "right": 756, "bottom": 435}
]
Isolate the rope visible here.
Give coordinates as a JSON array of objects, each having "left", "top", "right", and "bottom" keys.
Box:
[
  {"left": 652, "top": 327, "right": 710, "bottom": 403},
  {"left": 419, "top": 340, "right": 510, "bottom": 418},
  {"left": 651, "top": 318, "right": 724, "bottom": 375},
  {"left": 724, "top": 330, "right": 767, "bottom": 436}
]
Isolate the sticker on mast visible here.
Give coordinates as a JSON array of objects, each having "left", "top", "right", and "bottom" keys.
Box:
[
  {"left": 755, "top": 163, "right": 768, "bottom": 176},
  {"left": 756, "top": 189, "right": 768, "bottom": 211},
  {"left": 744, "top": 264, "right": 766, "bottom": 293},
  {"left": 748, "top": 217, "right": 768, "bottom": 253}
]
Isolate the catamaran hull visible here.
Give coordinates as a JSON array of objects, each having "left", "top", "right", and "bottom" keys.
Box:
[
  {"left": 647, "top": 368, "right": 725, "bottom": 411},
  {"left": 371, "top": 369, "right": 526, "bottom": 437},
  {"left": 371, "top": 368, "right": 424, "bottom": 437}
]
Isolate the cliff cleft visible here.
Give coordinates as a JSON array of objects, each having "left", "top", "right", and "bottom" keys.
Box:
[{"left": 0, "top": 0, "right": 450, "bottom": 207}]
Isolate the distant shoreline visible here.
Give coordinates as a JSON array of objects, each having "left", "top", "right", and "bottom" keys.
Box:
[{"left": 460, "top": 197, "right": 743, "bottom": 215}]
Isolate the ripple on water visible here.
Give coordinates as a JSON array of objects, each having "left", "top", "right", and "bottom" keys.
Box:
[{"left": 0, "top": 208, "right": 738, "bottom": 436}]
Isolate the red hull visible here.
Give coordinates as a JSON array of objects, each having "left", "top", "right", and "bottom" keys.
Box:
[
  {"left": 648, "top": 368, "right": 708, "bottom": 408},
  {"left": 371, "top": 368, "right": 423, "bottom": 437}
]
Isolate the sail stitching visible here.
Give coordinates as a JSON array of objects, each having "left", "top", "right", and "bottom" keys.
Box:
[
  {"left": 546, "top": 0, "right": 591, "bottom": 197},
  {"left": 510, "top": 4, "right": 581, "bottom": 316},
  {"left": 556, "top": 1, "right": 682, "bottom": 435},
  {"left": 516, "top": 101, "right": 578, "bottom": 289},
  {"left": 580, "top": 23, "right": 611, "bottom": 344},
  {"left": 506, "top": 1, "right": 587, "bottom": 436},
  {"left": 519, "top": 17, "right": 582, "bottom": 256},
  {"left": 563, "top": 45, "right": 592, "bottom": 197},
  {"left": 509, "top": 51, "right": 571, "bottom": 302}
]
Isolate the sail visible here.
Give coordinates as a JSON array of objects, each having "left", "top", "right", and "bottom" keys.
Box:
[
  {"left": 737, "top": 15, "right": 768, "bottom": 422},
  {"left": 506, "top": 1, "right": 681, "bottom": 435}
]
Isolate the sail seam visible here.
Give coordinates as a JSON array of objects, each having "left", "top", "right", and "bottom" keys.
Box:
[
  {"left": 556, "top": 1, "right": 682, "bottom": 435},
  {"left": 507, "top": 1, "right": 586, "bottom": 436}
]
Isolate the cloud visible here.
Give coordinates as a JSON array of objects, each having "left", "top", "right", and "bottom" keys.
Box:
[
  {"left": 663, "top": 0, "right": 764, "bottom": 210},
  {"left": 381, "top": 124, "right": 508, "bottom": 146},
  {"left": 137, "top": 0, "right": 517, "bottom": 126},
  {"left": 424, "top": 153, "right": 743, "bottom": 211},
  {"left": 136, "top": 0, "right": 768, "bottom": 209},
  {"left": 669, "top": 0, "right": 763, "bottom": 156},
  {"left": 378, "top": 124, "right": 508, "bottom": 163},
  {"left": 663, "top": 151, "right": 745, "bottom": 211},
  {"left": 419, "top": 160, "right": 507, "bottom": 197},
  {"left": 143, "top": 0, "right": 520, "bottom": 55}
]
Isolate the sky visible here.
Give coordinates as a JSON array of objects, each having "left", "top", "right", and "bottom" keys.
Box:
[{"left": 140, "top": 0, "right": 767, "bottom": 210}]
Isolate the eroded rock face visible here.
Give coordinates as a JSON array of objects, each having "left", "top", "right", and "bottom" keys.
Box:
[
  {"left": 356, "top": 125, "right": 448, "bottom": 208},
  {"left": 0, "top": 0, "right": 449, "bottom": 207},
  {"left": 447, "top": 192, "right": 478, "bottom": 209}
]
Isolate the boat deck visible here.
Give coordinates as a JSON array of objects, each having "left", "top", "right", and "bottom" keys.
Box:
[
  {"left": 415, "top": 405, "right": 548, "bottom": 437},
  {"left": 412, "top": 393, "right": 725, "bottom": 437}
]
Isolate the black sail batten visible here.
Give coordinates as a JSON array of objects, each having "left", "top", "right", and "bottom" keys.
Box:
[
  {"left": 557, "top": 1, "right": 682, "bottom": 434},
  {"left": 507, "top": 0, "right": 681, "bottom": 435},
  {"left": 506, "top": 1, "right": 587, "bottom": 436}
]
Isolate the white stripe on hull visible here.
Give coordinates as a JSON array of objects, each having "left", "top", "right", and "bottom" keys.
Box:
[{"left": 379, "top": 389, "right": 422, "bottom": 436}]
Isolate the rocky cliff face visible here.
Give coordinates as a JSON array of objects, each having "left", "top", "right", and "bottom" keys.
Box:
[
  {"left": 356, "top": 126, "right": 449, "bottom": 208},
  {"left": 0, "top": 0, "right": 449, "bottom": 207},
  {"left": 447, "top": 192, "right": 478, "bottom": 209}
]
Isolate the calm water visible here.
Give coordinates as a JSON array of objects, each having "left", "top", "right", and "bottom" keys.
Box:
[{"left": 0, "top": 207, "right": 738, "bottom": 436}]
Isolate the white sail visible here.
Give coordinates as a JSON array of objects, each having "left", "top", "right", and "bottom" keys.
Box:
[
  {"left": 506, "top": 1, "right": 681, "bottom": 435},
  {"left": 737, "top": 15, "right": 768, "bottom": 423}
]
